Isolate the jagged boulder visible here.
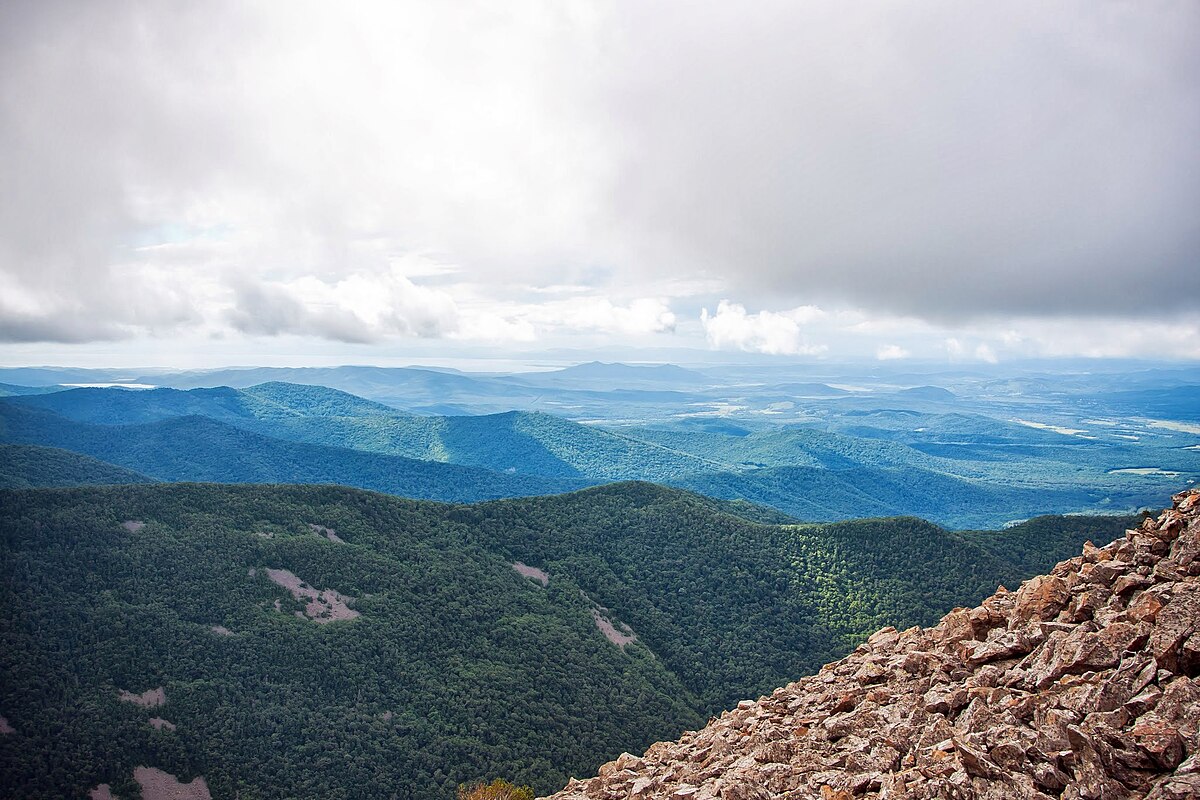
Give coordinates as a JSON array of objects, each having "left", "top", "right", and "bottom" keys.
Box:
[{"left": 545, "top": 490, "right": 1200, "bottom": 800}]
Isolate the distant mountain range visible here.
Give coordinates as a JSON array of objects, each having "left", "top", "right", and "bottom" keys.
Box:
[
  {"left": 1, "top": 378, "right": 1193, "bottom": 528},
  {"left": 2, "top": 361, "right": 1196, "bottom": 428}
]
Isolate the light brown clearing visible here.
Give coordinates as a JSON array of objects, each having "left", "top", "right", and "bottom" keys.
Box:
[
  {"left": 309, "top": 523, "right": 345, "bottom": 543},
  {"left": 133, "top": 766, "right": 211, "bottom": 800},
  {"left": 254, "top": 531, "right": 274, "bottom": 539},
  {"left": 210, "top": 625, "right": 233, "bottom": 636},
  {"left": 88, "top": 785, "right": 116, "bottom": 800},
  {"left": 122, "top": 520, "right": 145, "bottom": 533},
  {"left": 118, "top": 687, "right": 165, "bottom": 708},
  {"left": 590, "top": 608, "right": 637, "bottom": 648},
  {"left": 265, "top": 567, "right": 360, "bottom": 623},
  {"left": 512, "top": 561, "right": 549, "bottom": 586},
  {"left": 0, "top": 714, "right": 14, "bottom": 734},
  {"left": 149, "top": 717, "right": 177, "bottom": 732}
]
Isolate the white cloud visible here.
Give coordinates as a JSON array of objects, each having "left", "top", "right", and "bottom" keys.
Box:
[
  {"left": 453, "top": 312, "right": 537, "bottom": 343},
  {"left": 226, "top": 269, "right": 463, "bottom": 342},
  {"left": 974, "top": 343, "right": 999, "bottom": 364},
  {"left": 0, "top": 2, "right": 1197, "bottom": 362},
  {"left": 700, "top": 301, "right": 826, "bottom": 356},
  {"left": 222, "top": 266, "right": 679, "bottom": 345},
  {"left": 525, "top": 296, "right": 676, "bottom": 336},
  {"left": 876, "top": 344, "right": 910, "bottom": 361}
]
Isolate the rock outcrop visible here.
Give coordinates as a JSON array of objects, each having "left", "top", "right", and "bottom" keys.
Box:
[{"left": 547, "top": 490, "right": 1200, "bottom": 800}]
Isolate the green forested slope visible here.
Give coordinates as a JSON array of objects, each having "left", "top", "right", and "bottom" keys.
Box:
[
  {"left": 0, "top": 484, "right": 698, "bottom": 800},
  {"left": 9, "top": 382, "right": 402, "bottom": 425},
  {"left": 8, "top": 386, "right": 725, "bottom": 480},
  {"left": 0, "top": 404, "right": 593, "bottom": 502},
  {"left": 0, "top": 383, "right": 61, "bottom": 398},
  {"left": 467, "top": 485, "right": 1132, "bottom": 708},
  {"left": 671, "top": 464, "right": 1152, "bottom": 529},
  {"left": 0, "top": 444, "right": 154, "bottom": 488},
  {"left": 0, "top": 482, "right": 1135, "bottom": 799}
]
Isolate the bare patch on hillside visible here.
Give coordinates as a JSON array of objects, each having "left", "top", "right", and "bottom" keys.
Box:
[
  {"left": 133, "top": 767, "right": 211, "bottom": 800},
  {"left": 265, "top": 568, "right": 360, "bottom": 623},
  {"left": 254, "top": 531, "right": 274, "bottom": 539},
  {"left": 579, "top": 591, "right": 638, "bottom": 648},
  {"left": 122, "top": 520, "right": 144, "bottom": 533},
  {"left": 210, "top": 625, "right": 233, "bottom": 636},
  {"left": 512, "top": 561, "right": 549, "bottom": 586},
  {"left": 590, "top": 608, "right": 637, "bottom": 648},
  {"left": 88, "top": 785, "right": 116, "bottom": 799},
  {"left": 309, "top": 524, "right": 345, "bottom": 543},
  {"left": 0, "top": 715, "right": 14, "bottom": 734},
  {"left": 118, "top": 687, "right": 165, "bottom": 708},
  {"left": 149, "top": 718, "right": 177, "bottom": 732}
]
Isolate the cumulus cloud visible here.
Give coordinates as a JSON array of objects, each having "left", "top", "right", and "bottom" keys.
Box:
[
  {"left": 700, "top": 301, "right": 826, "bottom": 355},
  {"left": 974, "top": 343, "right": 999, "bottom": 364},
  {"left": 227, "top": 283, "right": 378, "bottom": 343},
  {"left": 220, "top": 268, "right": 676, "bottom": 345},
  {"left": 876, "top": 345, "right": 910, "bottom": 361},
  {"left": 0, "top": 1, "right": 1197, "bottom": 358},
  {"left": 523, "top": 297, "right": 677, "bottom": 336}
]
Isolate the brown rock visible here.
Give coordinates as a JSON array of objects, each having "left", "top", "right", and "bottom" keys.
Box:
[
  {"left": 1129, "top": 592, "right": 1167, "bottom": 624},
  {"left": 1014, "top": 575, "right": 1071, "bottom": 622},
  {"left": 1130, "top": 720, "right": 1185, "bottom": 770},
  {"left": 1149, "top": 585, "right": 1200, "bottom": 672},
  {"left": 1095, "top": 656, "right": 1158, "bottom": 712},
  {"left": 1115, "top": 574, "right": 1155, "bottom": 595}
]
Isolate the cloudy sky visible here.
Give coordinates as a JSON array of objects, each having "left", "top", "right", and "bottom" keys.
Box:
[{"left": 1, "top": 0, "right": 1198, "bottom": 368}]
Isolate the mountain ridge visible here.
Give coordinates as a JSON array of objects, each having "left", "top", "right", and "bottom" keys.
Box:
[
  {"left": 0, "top": 403, "right": 595, "bottom": 502},
  {"left": 3, "top": 382, "right": 1177, "bottom": 529}
]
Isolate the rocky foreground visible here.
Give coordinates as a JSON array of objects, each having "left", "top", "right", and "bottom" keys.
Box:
[{"left": 547, "top": 490, "right": 1200, "bottom": 800}]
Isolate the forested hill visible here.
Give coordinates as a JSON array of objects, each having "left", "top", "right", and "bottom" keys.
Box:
[
  {"left": 0, "top": 481, "right": 1134, "bottom": 799},
  {"left": 6, "top": 383, "right": 726, "bottom": 481},
  {"left": 0, "top": 402, "right": 594, "bottom": 502},
  {"left": 1, "top": 383, "right": 1176, "bottom": 529},
  {"left": 0, "top": 443, "right": 154, "bottom": 488}
]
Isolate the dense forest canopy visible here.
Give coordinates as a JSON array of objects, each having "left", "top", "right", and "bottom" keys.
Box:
[{"left": 0, "top": 482, "right": 1133, "bottom": 799}]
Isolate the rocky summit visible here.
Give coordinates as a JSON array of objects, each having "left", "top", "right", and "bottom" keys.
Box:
[{"left": 547, "top": 490, "right": 1200, "bottom": 800}]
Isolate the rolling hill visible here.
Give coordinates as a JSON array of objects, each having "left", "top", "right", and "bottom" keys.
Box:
[
  {"left": 6, "top": 386, "right": 728, "bottom": 481},
  {"left": 0, "top": 444, "right": 154, "bottom": 488},
  {"left": 0, "top": 403, "right": 592, "bottom": 503},
  {"left": 5, "top": 381, "right": 1189, "bottom": 528}
]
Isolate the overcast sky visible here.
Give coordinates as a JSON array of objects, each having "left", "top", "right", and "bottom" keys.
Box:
[{"left": 1, "top": 0, "right": 1198, "bottom": 367}]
